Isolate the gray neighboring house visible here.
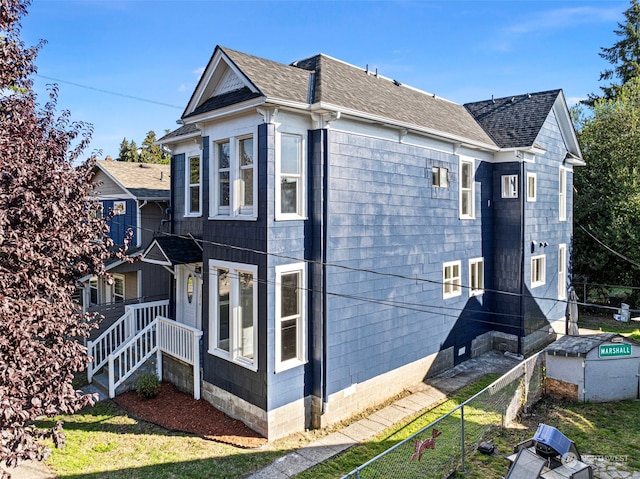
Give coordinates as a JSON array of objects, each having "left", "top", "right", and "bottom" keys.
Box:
[
  {"left": 86, "top": 46, "right": 583, "bottom": 441},
  {"left": 79, "top": 159, "right": 172, "bottom": 335}
]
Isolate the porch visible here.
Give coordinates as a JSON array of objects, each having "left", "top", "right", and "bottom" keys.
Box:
[{"left": 87, "top": 300, "right": 203, "bottom": 399}]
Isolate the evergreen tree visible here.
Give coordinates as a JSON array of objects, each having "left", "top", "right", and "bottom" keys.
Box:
[
  {"left": 586, "top": 0, "right": 640, "bottom": 105},
  {"left": 140, "top": 130, "right": 169, "bottom": 164},
  {"left": 117, "top": 137, "right": 139, "bottom": 162},
  {"left": 0, "top": 0, "right": 117, "bottom": 473}
]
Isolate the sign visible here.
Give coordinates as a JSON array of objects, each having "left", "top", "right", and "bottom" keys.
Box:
[{"left": 599, "top": 344, "right": 632, "bottom": 358}]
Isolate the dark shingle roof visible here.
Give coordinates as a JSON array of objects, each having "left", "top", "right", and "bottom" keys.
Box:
[
  {"left": 464, "top": 90, "right": 561, "bottom": 148},
  {"left": 158, "top": 123, "right": 200, "bottom": 142},
  {"left": 545, "top": 333, "right": 629, "bottom": 357},
  {"left": 143, "top": 235, "right": 202, "bottom": 266},
  {"left": 186, "top": 87, "right": 261, "bottom": 118}
]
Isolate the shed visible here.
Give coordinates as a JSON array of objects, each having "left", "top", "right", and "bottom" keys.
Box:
[{"left": 545, "top": 333, "right": 640, "bottom": 402}]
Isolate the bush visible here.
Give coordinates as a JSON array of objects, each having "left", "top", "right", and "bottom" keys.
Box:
[{"left": 136, "top": 373, "right": 160, "bottom": 400}]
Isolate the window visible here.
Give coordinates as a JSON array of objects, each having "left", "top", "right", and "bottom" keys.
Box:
[
  {"left": 558, "top": 244, "right": 567, "bottom": 300},
  {"left": 527, "top": 173, "right": 537, "bottom": 202},
  {"left": 89, "top": 277, "right": 98, "bottom": 305},
  {"left": 502, "top": 175, "right": 518, "bottom": 198},
  {"left": 211, "top": 133, "right": 256, "bottom": 219},
  {"left": 443, "top": 261, "right": 462, "bottom": 298},
  {"left": 459, "top": 159, "right": 475, "bottom": 218},
  {"left": 209, "top": 260, "right": 257, "bottom": 370},
  {"left": 113, "top": 201, "right": 127, "bottom": 215},
  {"left": 432, "top": 166, "right": 449, "bottom": 188},
  {"left": 277, "top": 133, "right": 305, "bottom": 219},
  {"left": 559, "top": 168, "right": 567, "bottom": 221},
  {"left": 186, "top": 154, "right": 201, "bottom": 216},
  {"left": 275, "top": 263, "right": 307, "bottom": 371},
  {"left": 531, "top": 255, "right": 546, "bottom": 288},
  {"left": 469, "top": 258, "right": 484, "bottom": 296},
  {"left": 113, "top": 275, "right": 125, "bottom": 302}
]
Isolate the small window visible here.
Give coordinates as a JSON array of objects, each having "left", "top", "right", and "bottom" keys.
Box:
[
  {"left": 113, "top": 201, "right": 127, "bottom": 215},
  {"left": 502, "top": 175, "right": 518, "bottom": 198},
  {"left": 432, "top": 167, "right": 449, "bottom": 188},
  {"left": 443, "top": 261, "right": 462, "bottom": 299},
  {"left": 469, "top": 258, "right": 484, "bottom": 296},
  {"left": 460, "top": 159, "right": 475, "bottom": 219},
  {"left": 558, "top": 244, "right": 567, "bottom": 300},
  {"left": 186, "top": 154, "right": 201, "bottom": 216},
  {"left": 113, "top": 275, "right": 125, "bottom": 302},
  {"left": 277, "top": 133, "right": 305, "bottom": 220},
  {"left": 89, "top": 277, "right": 99, "bottom": 305},
  {"left": 531, "top": 255, "right": 546, "bottom": 288},
  {"left": 559, "top": 168, "right": 567, "bottom": 221},
  {"left": 275, "top": 263, "right": 307, "bottom": 372},
  {"left": 527, "top": 173, "right": 537, "bottom": 202}
]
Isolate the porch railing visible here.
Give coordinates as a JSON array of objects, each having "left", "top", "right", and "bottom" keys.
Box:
[{"left": 87, "top": 300, "right": 169, "bottom": 383}]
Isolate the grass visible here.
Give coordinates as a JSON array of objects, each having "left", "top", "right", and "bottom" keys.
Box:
[{"left": 579, "top": 310, "right": 640, "bottom": 341}]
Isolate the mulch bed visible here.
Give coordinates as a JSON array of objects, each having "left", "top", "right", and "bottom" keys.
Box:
[{"left": 114, "top": 382, "right": 267, "bottom": 449}]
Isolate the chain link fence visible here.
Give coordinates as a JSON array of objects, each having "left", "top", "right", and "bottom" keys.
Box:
[{"left": 341, "top": 352, "right": 545, "bottom": 479}]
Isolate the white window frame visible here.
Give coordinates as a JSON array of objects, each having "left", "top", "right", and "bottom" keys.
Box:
[
  {"left": 432, "top": 166, "right": 449, "bottom": 188},
  {"left": 501, "top": 175, "right": 518, "bottom": 198},
  {"left": 469, "top": 257, "right": 484, "bottom": 296},
  {"left": 459, "top": 159, "right": 475, "bottom": 219},
  {"left": 275, "top": 263, "right": 307, "bottom": 372},
  {"left": 531, "top": 255, "right": 546, "bottom": 288},
  {"left": 276, "top": 132, "right": 306, "bottom": 220},
  {"left": 559, "top": 167, "right": 567, "bottom": 221},
  {"left": 88, "top": 277, "right": 99, "bottom": 305},
  {"left": 443, "top": 260, "right": 462, "bottom": 299},
  {"left": 558, "top": 244, "right": 567, "bottom": 300},
  {"left": 112, "top": 274, "right": 125, "bottom": 302},
  {"left": 210, "top": 130, "right": 258, "bottom": 220},
  {"left": 526, "top": 173, "right": 537, "bottom": 202},
  {"left": 185, "top": 153, "right": 202, "bottom": 217},
  {"left": 208, "top": 260, "right": 258, "bottom": 371}
]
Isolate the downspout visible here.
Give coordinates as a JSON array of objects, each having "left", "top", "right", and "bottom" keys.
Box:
[
  {"left": 137, "top": 200, "right": 147, "bottom": 249},
  {"left": 321, "top": 130, "right": 329, "bottom": 414},
  {"left": 518, "top": 162, "right": 525, "bottom": 357}
]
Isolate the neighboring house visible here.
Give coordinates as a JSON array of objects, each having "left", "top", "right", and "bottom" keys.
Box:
[
  {"left": 79, "top": 159, "right": 172, "bottom": 333},
  {"left": 122, "top": 46, "right": 582, "bottom": 440}
]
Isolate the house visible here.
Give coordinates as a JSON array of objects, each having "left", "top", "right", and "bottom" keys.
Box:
[
  {"left": 89, "top": 46, "right": 583, "bottom": 440},
  {"left": 79, "top": 159, "right": 172, "bottom": 334}
]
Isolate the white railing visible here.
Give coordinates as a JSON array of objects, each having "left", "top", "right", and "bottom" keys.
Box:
[
  {"left": 157, "top": 317, "right": 203, "bottom": 400},
  {"left": 109, "top": 319, "right": 159, "bottom": 398},
  {"left": 87, "top": 300, "right": 169, "bottom": 382}
]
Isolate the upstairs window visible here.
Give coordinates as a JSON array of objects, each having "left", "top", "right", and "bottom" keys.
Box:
[
  {"left": 277, "top": 133, "right": 305, "bottom": 220},
  {"left": 459, "top": 159, "right": 475, "bottom": 219},
  {"left": 432, "top": 166, "right": 449, "bottom": 188},
  {"left": 527, "top": 173, "right": 537, "bottom": 202},
  {"left": 531, "top": 255, "right": 546, "bottom": 288},
  {"left": 502, "top": 175, "right": 518, "bottom": 198},
  {"left": 559, "top": 168, "right": 567, "bottom": 221},
  {"left": 211, "top": 132, "right": 257, "bottom": 219},
  {"left": 443, "top": 261, "right": 462, "bottom": 299},
  {"left": 186, "top": 154, "right": 201, "bottom": 216},
  {"left": 558, "top": 244, "right": 567, "bottom": 300}
]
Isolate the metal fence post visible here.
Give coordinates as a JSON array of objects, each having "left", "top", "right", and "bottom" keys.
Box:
[{"left": 460, "top": 404, "right": 466, "bottom": 472}]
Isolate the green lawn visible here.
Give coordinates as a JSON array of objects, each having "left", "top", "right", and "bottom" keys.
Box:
[{"left": 579, "top": 310, "right": 640, "bottom": 341}]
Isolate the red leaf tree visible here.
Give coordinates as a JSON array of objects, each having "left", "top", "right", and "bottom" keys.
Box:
[{"left": 0, "top": 0, "right": 116, "bottom": 474}]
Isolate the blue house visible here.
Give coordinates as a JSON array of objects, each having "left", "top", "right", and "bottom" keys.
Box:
[{"left": 135, "top": 46, "right": 582, "bottom": 439}]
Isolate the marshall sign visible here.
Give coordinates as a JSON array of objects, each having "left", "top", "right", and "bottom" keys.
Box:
[{"left": 598, "top": 344, "right": 632, "bottom": 358}]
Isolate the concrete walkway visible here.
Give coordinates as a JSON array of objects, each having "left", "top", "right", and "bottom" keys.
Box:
[{"left": 247, "top": 350, "right": 520, "bottom": 479}]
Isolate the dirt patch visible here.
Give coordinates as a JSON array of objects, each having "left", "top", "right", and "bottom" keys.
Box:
[{"left": 114, "top": 382, "right": 267, "bottom": 449}]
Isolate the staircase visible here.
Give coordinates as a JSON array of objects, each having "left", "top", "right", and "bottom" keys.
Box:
[{"left": 87, "top": 301, "right": 204, "bottom": 400}]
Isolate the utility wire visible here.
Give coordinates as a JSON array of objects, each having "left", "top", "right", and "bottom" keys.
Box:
[
  {"left": 577, "top": 223, "right": 640, "bottom": 269},
  {"left": 36, "top": 74, "right": 183, "bottom": 110}
]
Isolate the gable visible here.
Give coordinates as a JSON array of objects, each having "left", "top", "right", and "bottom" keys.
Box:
[{"left": 92, "top": 168, "right": 131, "bottom": 199}]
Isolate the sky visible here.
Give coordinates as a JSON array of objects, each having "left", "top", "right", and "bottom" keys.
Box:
[{"left": 20, "top": 0, "right": 628, "bottom": 159}]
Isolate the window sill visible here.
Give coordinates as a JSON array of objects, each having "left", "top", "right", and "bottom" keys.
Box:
[
  {"left": 208, "top": 215, "right": 258, "bottom": 221},
  {"left": 531, "top": 282, "right": 545, "bottom": 288},
  {"left": 275, "top": 215, "right": 308, "bottom": 222},
  {"left": 275, "top": 358, "right": 307, "bottom": 373},
  {"left": 208, "top": 349, "right": 258, "bottom": 372},
  {"left": 443, "top": 292, "right": 462, "bottom": 300}
]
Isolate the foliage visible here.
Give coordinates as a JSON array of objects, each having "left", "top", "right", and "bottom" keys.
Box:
[
  {"left": 573, "top": 76, "right": 640, "bottom": 287},
  {"left": 586, "top": 0, "right": 640, "bottom": 105},
  {"left": 136, "top": 373, "right": 160, "bottom": 400},
  {"left": 118, "top": 131, "right": 169, "bottom": 164},
  {"left": 0, "top": 0, "right": 118, "bottom": 473}
]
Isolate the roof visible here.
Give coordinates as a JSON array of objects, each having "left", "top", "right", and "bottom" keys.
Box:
[
  {"left": 545, "top": 333, "right": 639, "bottom": 358},
  {"left": 464, "top": 90, "right": 561, "bottom": 148},
  {"left": 142, "top": 235, "right": 202, "bottom": 267},
  {"left": 95, "top": 160, "right": 171, "bottom": 200}
]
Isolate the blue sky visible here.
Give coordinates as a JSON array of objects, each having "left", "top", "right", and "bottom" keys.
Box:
[{"left": 21, "top": 0, "right": 627, "bottom": 159}]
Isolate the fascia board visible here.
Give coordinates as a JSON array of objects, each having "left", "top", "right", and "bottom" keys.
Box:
[
  {"left": 183, "top": 97, "right": 267, "bottom": 124},
  {"left": 157, "top": 130, "right": 202, "bottom": 147},
  {"left": 310, "top": 101, "right": 499, "bottom": 152},
  {"left": 553, "top": 93, "right": 583, "bottom": 160}
]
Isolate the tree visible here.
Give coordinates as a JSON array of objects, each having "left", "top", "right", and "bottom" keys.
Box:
[
  {"left": 140, "top": 130, "right": 170, "bottom": 164},
  {"left": 586, "top": 0, "right": 640, "bottom": 105},
  {"left": 117, "top": 137, "right": 139, "bottom": 162},
  {"left": 0, "top": 0, "right": 116, "bottom": 474},
  {"left": 573, "top": 77, "right": 640, "bottom": 289}
]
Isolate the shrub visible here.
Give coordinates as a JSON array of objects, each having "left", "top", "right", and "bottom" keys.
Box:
[{"left": 136, "top": 373, "right": 160, "bottom": 400}]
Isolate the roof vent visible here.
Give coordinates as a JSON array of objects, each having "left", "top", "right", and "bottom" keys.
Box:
[{"left": 393, "top": 79, "right": 401, "bottom": 86}]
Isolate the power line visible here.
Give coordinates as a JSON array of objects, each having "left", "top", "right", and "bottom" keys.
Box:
[
  {"left": 36, "top": 74, "right": 183, "bottom": 110},
  {"left": 577, "top": 222, "right": 640, "bottom": 269}
]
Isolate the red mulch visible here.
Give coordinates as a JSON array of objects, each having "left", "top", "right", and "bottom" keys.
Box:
[{"left": 113, "top": 382, "right": 267, "bottom": 449}]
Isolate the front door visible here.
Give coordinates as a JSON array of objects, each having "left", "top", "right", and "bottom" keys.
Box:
[{"left": 177, "top": 263, "right": 202, "bottom": 330}]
